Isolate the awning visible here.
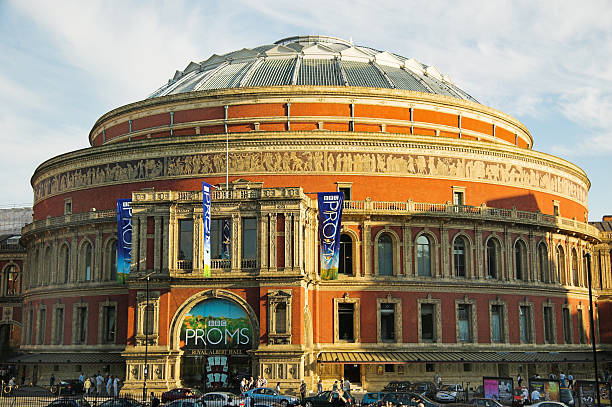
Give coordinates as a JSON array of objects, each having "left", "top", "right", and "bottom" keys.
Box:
[
  {"left": 4, "top": 353, "right": 125, "bottom": 365},
  {"left": 318, "top": 351, "right": 612, "bottom": 364}
]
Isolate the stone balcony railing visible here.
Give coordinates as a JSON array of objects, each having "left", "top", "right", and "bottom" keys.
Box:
[{"left": 22, "top": 199, "right": 601, "bottom": 240}]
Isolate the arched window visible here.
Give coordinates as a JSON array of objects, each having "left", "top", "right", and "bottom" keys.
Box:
[
  {"left": 486, "top": 238, "right": 500, "bottom": 279},
  {"left": 538, "top": 243, "right": 548, "bottom": 283},
  {"left": 108, "top": 240, "right": 118, "bottom": 281},
  {"left": 571, "top": 248, "right": 579, "bottom": 286},
  {"left": 339, "top": 234, "right": 353, "bottom": 276},
  {"left": 515, "top": 240, "right": 527, "bottom": 281},
  {"left": 44, "top": 246, "right": 53, "bottom": 285},
  {"left": 59, "top": 244, "right": 70, "bottom": 284},
  {"left": 2, "top": 265, "right": 19, "bottom": 296},
  {"left": 82, "top": 242, "right": 92, "bottom": 281},
  {"left": 417, "top": 235, "right": 431, "bottom": 277},
  {"left": 453, "top": 236, "right": 466, "bottom": 278},
  {"left": 378, "top": 233, "right": 393, "bottom": 276},
  {"left": 557, "top": 246, "right": 566, "bottom": 285}
]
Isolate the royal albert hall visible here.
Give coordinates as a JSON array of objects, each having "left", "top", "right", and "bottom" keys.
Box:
[{"left": 18, "top": 36, "right": 612, "bottom": 393}]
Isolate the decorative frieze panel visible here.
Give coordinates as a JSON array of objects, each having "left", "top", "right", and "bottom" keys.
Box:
[{"left": 34, "top": 144, "right": 587, "bottom": 206}]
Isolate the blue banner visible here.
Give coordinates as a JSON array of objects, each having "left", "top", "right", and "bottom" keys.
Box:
[
  {"left": 116, "top": 199, "right": 132, "bottom": 283},
  {"left": 318, "top": 192, "right": 344, "bottom": 280},
  {"left": 202, "top": 182, "right": 212, "bottom": 277}
]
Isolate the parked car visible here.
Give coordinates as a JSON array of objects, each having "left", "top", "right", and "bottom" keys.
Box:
[
  {"left": 242, "top": 388, "right": 300, "bottom": 407},
  {"left": 384, "top": 381, "right": 412, "bottom": 392},
  {"left": 436, "top": 385, "right": 465, "bottom": 403},
  {"left": 302, "top": 390, "right": 354, "bottom": 407},
  {"left": 468, "top": 398, "right": 504, "bottom": 407},
  {"left": 52, "top": 380, "right": 84, "bottom": 395},
  {"left": 530, "top": 402, "right": 567, "bottom": 407},
  {"left": 166, "top": 400, "right": 207, "bottom": 407},
  {"left": 411, "top": 382, "right": 438, "bottom": 400},
  {"left": 372, "top": 392, "right": 440, "bottom": 407},
  {"left": 362, "top": 392, "right": 387, "bottom": 406},
  {"left": 201, "top": 392, "right": 244, "bottom": 407},
  {"left": 99, "top": 398, "right": 143, "bottom": 407},
  {"left": 559, "top": 389, "right": 574, "bottom": 406},
  {"left": 46, "top": 397, "right": 92, "bottom": 407},
  {"left": 162, "top": 388, "right": 204, "bottom": 404}
]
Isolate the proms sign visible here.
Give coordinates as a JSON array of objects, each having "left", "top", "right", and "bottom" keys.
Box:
[{"left": 180, "top": 299, "right": 253, "bottom": 355}]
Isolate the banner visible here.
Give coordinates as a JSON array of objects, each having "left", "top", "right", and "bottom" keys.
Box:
[
  {"left": 529, "top": 379, "right": 560, "bottom": 402},
  {"left": 483, "top": 377, "right": 514, "bottom": 405},
  {"left": 203, "top": 182, "right": 212, "bottom": 277},
  {"left": 318, "top": 192, "right": 344, "bottom": 280},
  {"left": 116, "top": 199, "right": 132, "bottom": 283}
]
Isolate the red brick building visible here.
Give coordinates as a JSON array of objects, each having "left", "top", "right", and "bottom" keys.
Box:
[{"left": 16, "top": 36, "right": 610, "bottom": 392}]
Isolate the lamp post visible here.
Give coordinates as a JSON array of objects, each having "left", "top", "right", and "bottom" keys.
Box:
[
  {"left": 140, "top": 272, "right": 154, "bottom": 402},
  {"left": 585, "top": 252, "right": 601, "bottom": 407}
]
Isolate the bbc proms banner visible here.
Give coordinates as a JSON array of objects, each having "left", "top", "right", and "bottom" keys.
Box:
[
  {"left": 116, "top": 199, "right": 132, "bottom": 283},
  {"left": 202, "top": 182, "right": 212, "bottom": 278},
  {"left": 318, "top": 192, "right": 344, "bottom": 280}
]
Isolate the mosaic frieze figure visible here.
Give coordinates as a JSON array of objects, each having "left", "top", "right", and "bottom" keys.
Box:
[{"left": 34, "top": 150, "right": 587, "bottom": 205}]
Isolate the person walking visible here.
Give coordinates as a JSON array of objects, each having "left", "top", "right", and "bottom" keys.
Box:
[
  {"left": 332, "top": 381, "right": 338, "bottom": 391},
  {"left": 84, "top": 376, "right": 91, "bottom": 395},
  {"left": 317, "top": 378, "right": 323, "bottom": 394},
  {"left": 113, "top": 376, "right": 120, "bottom": 398},
  {"left": 517, "top": 374, "right": 523, "bottom": 388},
  {"left": 300, "top": 380, "right": 307, "bottom": 402},
  {"left": 96, "top": 374, "right": 104, "bottom": 395},
  {"left": 531, "top": 388, "right": 541, "bottom": 403},
  {"left": 342, "top": 378, "right": 350, "bottom": 393},
  {"left": 50, "top": 374, "right": 55, "bottom": 388},
  {"left": 275, "top": 382, "right": 281, "bottom": 393},
  {"left": 106, "top": 375, "right": 113, "bottom": 396},
  {"left": 434, "top": 372, "right": 442, "bottom": 388}
]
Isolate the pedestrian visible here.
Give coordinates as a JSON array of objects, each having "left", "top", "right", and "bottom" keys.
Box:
[
  {"left": 79, "top": 373, "right": 85, "bottom": 383},
  {"left": 241, "top": 378, "right": 247, "bottom": 393},
  {"left": 276, "top": 382, "right": 281, "bottom": 393},
  {"left": 434, "top": 372, "right": 442, "bottom": 388},
  {"left": 106, "top": 375, "right": 113, "bottom": 396},
  {"left": 560, "top": 372, "right": 566, "bottom": 388},
  {"left": 96, "top": 374, "right": 104, "bottom": 394},
  {"left": 249, "top": 376, "right": 254, "bottom": 390},
  {"left": 50, "top": 374, "right": 55, "bottom": 387},
  {"left": 568, "top": 373, "right": 574, "bottom": 387},
  {"left": 84, "top": 376, "right": 91, "bottom": 394},
  {"left": 343, "top": 378, "right": 350, "bottom": 392},
  {"left": 517, "top": 374, "right": 523, "bottom": 388},
  {"left": 317, "top": 378, "right": 323, "bottom": 394},
  {"left": 113, "top": 376, "right": 120, "bottom": 397},
  {"left": 332, "top": 381, "right": 338, "bottom": 391},
  {"left": 300, "top": 380, "right": 307, "bottom": 401},
  {"left": 531, "top": 388, "right": 541, "bottom": 402}
]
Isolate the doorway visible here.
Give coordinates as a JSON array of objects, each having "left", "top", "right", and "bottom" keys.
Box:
[{"left": 343, "top": 364, "right": 360, "bottom": 384}]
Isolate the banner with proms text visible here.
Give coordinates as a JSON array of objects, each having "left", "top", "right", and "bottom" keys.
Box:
[
  {"left": 116, "top": 199, "right": 132, "bottom": 284},
  {"left": 202, "top": 182, "right": 212, "bottom": 277},
  {"left": 318, "top": 192, "right": 344, "bottom": 280}
]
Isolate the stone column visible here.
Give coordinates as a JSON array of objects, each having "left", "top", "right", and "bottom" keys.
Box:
[
  {"left": 260, "top": 213, "right": 268, "bottom": 270},
  {"left": 403, "top": 223, "right": 412, "bottom": 277},
  {"left": 475, "top": 226, "right": 483, "bottom": 279},
  {"left": 193, "top": 213, "right": 201, "bottom": 272},
  {"left": 441, "top": 224, "right": 449, "bottom": 278},
  {"left": 362, "top": 220, "right": 371, "bottom": 276},
  {"left": 504, "top": 227, "right": 512, "bottom": 281},
  {"left": 162, "top": 214, "right": 170, "bottom": 274},
  {"left": 131, "top": 218, "right": 139, "bottom": 273},
  {"left": 139, "top": 215, "right": 147, "bottom": 273},
  {"left": 95, "top": 228, "right": 103, "bottom": 281},
  {"left": 285, "top": 213, "right": 292, "bottom": 269},
  {"left": 154, "top": 216, "right": 162, "bottom": 272},
  {"left": 529, "top": 232, "right": 537, "bottom": 282}
]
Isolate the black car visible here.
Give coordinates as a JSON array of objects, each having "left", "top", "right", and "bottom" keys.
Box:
[
  {"left": 51, "top": 380, "right": 85, "bottom": 395},
  {"left": 410, "top": 383, "right": 438, "bottom": 400},
  {"left": 99, "top": 398, "right": 144, "bottom": 407},
  {"left": 372, "top": 392, "right": 441, "bottom": 407},
  {"left": 46, "top": 397, "right": 92, "bottom": 407},
  {"left": 302, "top": 391, "right": 355, "bottom": 407},
  {"left": 384, "top": 381, "right": 412, "bottom": 392}
]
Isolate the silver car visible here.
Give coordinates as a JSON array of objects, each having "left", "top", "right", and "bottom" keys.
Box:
[{"left": 201, "top": 392, "right": 244, "bottom": 407}]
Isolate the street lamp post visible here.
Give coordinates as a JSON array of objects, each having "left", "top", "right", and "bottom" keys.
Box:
[{"left": 585, "top": 252, "right": 601, "bottom": 407}]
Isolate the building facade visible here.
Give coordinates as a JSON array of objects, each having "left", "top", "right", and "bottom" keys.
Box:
[{"left": 17, "top": 36, "right": 611, "bottom": 392}]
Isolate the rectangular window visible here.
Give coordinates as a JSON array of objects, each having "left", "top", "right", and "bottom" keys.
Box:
[
  {"left": 491, "top": 305, "right": 503, "bottom": 343},
  {"left": 144, "top": 304, "right": 155, "bottom": 336},
  {"left": 384, "top": 364, "right": 394, "bottom": 373},
  {"left": 544, "top": 306, "right": 554, "bottom": 344},
  {"left": 242, "top": 218, "right": 257, "bottom": 260},
  {"left": 103, "top": 306, "right": 116, "bottom": 343},
  {"left": 421, "top": 304, "right": 435, "bottom": 342},
  {"left": 38, "top": 308, "right": 47, "bottom": 344},
  {"left": 380, "top": 303, "right": 395, "bottom": 342},
  {"left": 211, "top": 218, "right": 231, "bottom": 260},
  {"left": 458, "top": 304, "right": 472, "bottom": 342},
  {"left": 76, "top": 306, "right": 87, "bottom": 344},
  {"left": 275, "top": 303, "right": 287, "bottom": 334},
  {"left": 563, "top": 308, "right": 572, "bottom": 344},
  {"left": 425, "top": 363, "right": 435, "bottom": 372},
  {"left": 339, "top": 187, "right": 351, "bottom": 201},
  {"left": 178, "top": 219, "right": 193, "bottom": 269},
  {"left": 338, "top": 303, "right": 354, "bottom": 342},
  {"left": 577, "top": 309, "right": 586, "bottom": 344},
  {"left": 64, "top": 199, "right": 72, "bottom": 215},
  {"left": 453, "top": 191, "right": 465, "bottom": 206},
  {"left": 520, "top": 306, "right": 531, "bottom": 343},
  {"left": 54, "top": 308, "right": 64, "bottom": 345}
]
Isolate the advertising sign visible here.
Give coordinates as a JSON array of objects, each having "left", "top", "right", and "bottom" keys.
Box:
[
  {"left": 181, "top": 298, "right": 252, "bottom": 355},
  {"left": 116, "top": 199, "right": 132, "bottom": 283},
  {"left": 318, "top": 192, "right": 344, "bottom": 280},
  {"left": 202, "top": 182, "right": 211, "bottom": 277},
  {"left": 483, "top": 377, "right": 514, "bottom": 406},
  {"left": 529, "top": 379, "right": 560, "bottom": 402},
  {"left": 576, "top": 381, "right": 611, "bottom": 407}
]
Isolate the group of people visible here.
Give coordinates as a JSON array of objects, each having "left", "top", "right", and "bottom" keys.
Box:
[
  {"left": 239, "top": 376, "right": 269, "bottom": 393},
  {"left": 76, "top": 372, "right": 122, "bottom": 397}
]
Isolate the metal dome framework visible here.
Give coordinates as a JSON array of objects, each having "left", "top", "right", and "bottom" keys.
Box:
[{"left": 148, "top": 35, "right": 477, "bottom": 102}]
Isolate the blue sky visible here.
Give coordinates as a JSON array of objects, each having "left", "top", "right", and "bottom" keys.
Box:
[{"left": 0, "top": 0, "right": 610, "bottom": 220}]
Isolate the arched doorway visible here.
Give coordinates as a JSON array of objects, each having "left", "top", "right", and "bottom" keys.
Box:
[{"left": 177, "top": 296, "right": 256, "bottom": 392}]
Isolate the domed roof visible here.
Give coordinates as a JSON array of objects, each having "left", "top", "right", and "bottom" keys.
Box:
[{"left": 148, "top": 35, "right": 477, "bottom": 102}]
